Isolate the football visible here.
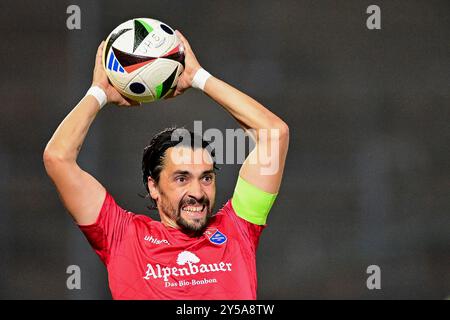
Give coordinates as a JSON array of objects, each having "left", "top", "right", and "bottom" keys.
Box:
[{"left": 102, "top": 18, "right": 185, "bottom": 102}]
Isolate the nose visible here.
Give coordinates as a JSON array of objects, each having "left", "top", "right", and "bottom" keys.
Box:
[{"left": 187, "top": 180, "right": 205, "bottom": 203}]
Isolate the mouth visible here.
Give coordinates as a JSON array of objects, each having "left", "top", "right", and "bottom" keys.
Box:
[{"left": 181, "top": 204, "right": 206, "bottom": 218}]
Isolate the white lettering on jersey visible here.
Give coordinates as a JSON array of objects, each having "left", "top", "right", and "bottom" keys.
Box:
[{"left": 143, "top": 251, "right": 232, "bottom": 282}]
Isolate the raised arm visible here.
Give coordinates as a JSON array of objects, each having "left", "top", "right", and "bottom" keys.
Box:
[
  {"left": 172, "top": 31, "right": 289, "bottom": 225},
  {"left": 203, "top": 78, "right": 289, "bottom": 193},
  {"left": 173, "top": 31, "right": 289, "bottom": 194},
  {"left": 43, "top": 42, "right": 139, "bottom": 225}
]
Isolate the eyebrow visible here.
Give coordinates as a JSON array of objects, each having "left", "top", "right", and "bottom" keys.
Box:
[{"left": 172, "top": 169, "right": 215, "bottom": 176}]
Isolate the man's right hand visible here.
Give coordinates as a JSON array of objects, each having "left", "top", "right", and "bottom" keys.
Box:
[{"left": 92, "top": 41, "right": 141, "bottom": 107}]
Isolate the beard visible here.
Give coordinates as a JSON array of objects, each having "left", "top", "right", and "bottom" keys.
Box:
[
  {"left": 159, "top": 192, "right": 213, "bottom": 234},
  {"left": 176, "top": 211, "right": 209, "bottom": 233}
]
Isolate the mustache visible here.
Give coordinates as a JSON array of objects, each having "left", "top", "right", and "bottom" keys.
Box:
[{"left": 179, "top": 196, "right": 209, "bottom": 209}]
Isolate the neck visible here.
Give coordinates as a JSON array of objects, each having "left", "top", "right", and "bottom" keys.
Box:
[{"left": 160, "top": 213, "right": 179, "bottom": 230}]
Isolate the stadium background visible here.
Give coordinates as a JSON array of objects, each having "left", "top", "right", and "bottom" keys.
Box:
[{"left": 0, "top": 0, "right": 448, "bottom": 299}]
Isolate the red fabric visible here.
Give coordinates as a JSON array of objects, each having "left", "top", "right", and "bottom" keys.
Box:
[{"left": 78, "top": 192, "right": 265, "bottom": 300}]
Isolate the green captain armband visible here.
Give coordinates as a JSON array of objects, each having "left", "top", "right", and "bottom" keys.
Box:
[{"left": 231, "top": 176, "right": 278, "bottom": 225}]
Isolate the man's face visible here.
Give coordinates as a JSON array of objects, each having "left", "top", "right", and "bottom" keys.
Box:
[{"left": 149, "top": 146, "right": 216, "bottom": 233}]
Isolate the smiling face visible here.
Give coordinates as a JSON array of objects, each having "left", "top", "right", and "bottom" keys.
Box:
[{"left": 147, "top": 146, "right": 216, "bottom": 234}]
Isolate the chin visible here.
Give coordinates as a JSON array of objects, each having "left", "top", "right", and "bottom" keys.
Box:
[
  {"left": 178, "top": 215, "right": 209, "bottom": 233},
  {"left": 188, "top": 218, "right": 207, "bottom": 230}
]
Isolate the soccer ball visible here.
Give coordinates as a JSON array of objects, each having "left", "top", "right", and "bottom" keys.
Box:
[{"left": 102, "top": 18, "right": 185, "bottom": 103}]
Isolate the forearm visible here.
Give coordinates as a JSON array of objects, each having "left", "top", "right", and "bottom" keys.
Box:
[
  {"left": 44, "top": 95, "right": 101, "bottom": 162},
  {"left": 203, "top": 76, "right": 288, "bottom": 136}
]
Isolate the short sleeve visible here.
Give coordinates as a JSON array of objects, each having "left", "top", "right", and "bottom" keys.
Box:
[
  {"left": 223, "top": 199, "right": 266, "bottom": 253},
  {"left": 78, "top": 191, "right": 134, "bottom": 265}
]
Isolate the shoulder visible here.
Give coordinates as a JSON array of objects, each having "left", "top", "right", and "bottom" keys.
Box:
[
  {"left": 213, "top": 199, "right": 265, "bottom": 229},
  {"left": 91, "top": 191, "right": 155, "bottom": 226},
  {"left": 211, "top": 199, "right": 265, "bottom": 252},
  {"left": 132, "top": 212, "right": 156, "bottom": 225}
]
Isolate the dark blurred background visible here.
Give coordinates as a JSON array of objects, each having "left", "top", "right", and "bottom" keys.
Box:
[{"left": 0, "top": 0, "right": 448, "bottom": 299}]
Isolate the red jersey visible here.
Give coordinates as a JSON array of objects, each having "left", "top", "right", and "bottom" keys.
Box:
[{"left": 78, "top": 191, "right": 265, "bottom": 299}]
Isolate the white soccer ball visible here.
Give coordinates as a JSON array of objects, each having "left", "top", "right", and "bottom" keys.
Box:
[{"left": 102, "top": 18, "right": 185, "bottom": 102}]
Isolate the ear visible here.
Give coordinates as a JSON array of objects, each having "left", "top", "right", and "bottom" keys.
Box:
[{"left": 147, "top": 177, "right": 160, "bottom": 201}]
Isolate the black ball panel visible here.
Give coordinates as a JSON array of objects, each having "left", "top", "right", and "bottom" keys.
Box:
[
  {"left": 130, "top": 82, "right": 146, "bottom": 94},
  {"left": 160, "top": 24, "right": 174, "bottom": 35}
]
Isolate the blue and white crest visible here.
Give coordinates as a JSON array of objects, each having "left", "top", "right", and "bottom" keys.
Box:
[{"left": 208, "top": 229, "right": 227, "bottom": 245}]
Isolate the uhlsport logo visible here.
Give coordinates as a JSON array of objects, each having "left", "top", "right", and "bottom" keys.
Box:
[
  {"left": 143, "top": 251, "right": 232, "bottom": 287},
  {"left": 144, "top": 235, "right": 171, "bottom": 246}
]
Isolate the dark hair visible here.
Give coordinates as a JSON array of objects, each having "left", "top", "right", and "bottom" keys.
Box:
[{"left": 141, "top": 126, "right": 218, "bottom": 210}]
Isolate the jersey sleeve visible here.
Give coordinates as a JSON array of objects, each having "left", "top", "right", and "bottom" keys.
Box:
[
  {"left": 220, "top": 199, "right": 266, "bottom": 253},
  {"left": 77, "top": 191, "right": 134, "bottom": 265}
]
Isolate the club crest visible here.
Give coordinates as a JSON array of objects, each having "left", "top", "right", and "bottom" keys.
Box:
[{"left": 206, "top": 229, "right": 227, "bottom": 245}]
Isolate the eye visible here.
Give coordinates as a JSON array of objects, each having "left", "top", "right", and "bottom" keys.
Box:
[
  {"left": 202, "top": 175, "right": 213, "bottom": 183},
  {"left": 175, "top": 176, "right": 187, "bottom": 183}
]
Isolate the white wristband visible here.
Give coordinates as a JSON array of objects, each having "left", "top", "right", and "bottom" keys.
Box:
[
  {"left": 85, "top": 86, "right": 107, "bottom": 109},
  {"left": 191, "top": 68, "right": 212, "bottom": 91}
]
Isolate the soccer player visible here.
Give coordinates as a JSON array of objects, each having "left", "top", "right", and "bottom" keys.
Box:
[{"left": 43, "top": 30, "right": 289, "bottom": 299}]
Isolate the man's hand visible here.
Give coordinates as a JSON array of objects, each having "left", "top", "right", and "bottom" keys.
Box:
[
  {"left": 92, "top": 41, "right": 140, "bottom": 107},
  {"left": 166, "top": 30, "right": 202, "bottom": 98}
]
